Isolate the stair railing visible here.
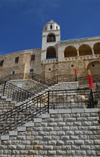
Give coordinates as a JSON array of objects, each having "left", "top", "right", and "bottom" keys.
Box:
[
  {"left": 0, "top": 88, "right": 97, "bottom": 135},
  {"left": 0, "top": 81, "right": 33, "bottom": 102},
  {"left": 0, "top": 91, "right": 49, "bottom": 135}
]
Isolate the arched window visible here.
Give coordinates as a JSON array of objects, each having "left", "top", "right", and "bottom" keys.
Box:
[
  {"left": 50, "top": 25, "right": 52, "bottom": 29},
  {"left": 93, "top": 42, "right": 100, "bottom": 54},
  {"left": 47, "top": 33, "right": 56, "bottom": 42},
  {"left": 64, "top": 46, "right": 77, "bottom": 57},
  {"left": 56, "top": 26, "right": 58, "bottom": 30},
  {"left": 46, "top": 47, "right": 56, "bottom": 59},
  {"left": 79, "top": 44, "right": 92, "bottom": 56}
]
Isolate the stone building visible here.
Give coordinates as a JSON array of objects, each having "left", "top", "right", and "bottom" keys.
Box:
[
  {"left": 0, "top": 20, "right": 100, "bottom": 79},
  {"left": 0, "top": 20, "right": 100, "bottom": 157}
]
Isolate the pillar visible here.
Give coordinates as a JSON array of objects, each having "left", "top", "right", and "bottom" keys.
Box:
[
  {"left": 77, "top": 49, "right": 79, "bottom": 59},
  {"left": 92, "top": 48, "right": 95, "bottom": 58}
]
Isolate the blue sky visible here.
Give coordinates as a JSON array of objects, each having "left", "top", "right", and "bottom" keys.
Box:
[{"left": 0, "top": 0, "right": 100, "bottom": 55}]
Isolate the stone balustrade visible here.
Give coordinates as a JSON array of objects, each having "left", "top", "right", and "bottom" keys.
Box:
[{"left": 42, "top": 58, "right": 58, "bottom": 64}]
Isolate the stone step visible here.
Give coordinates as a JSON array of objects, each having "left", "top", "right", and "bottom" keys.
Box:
[
  {"left": 6, "top": 98, "right": 12, "bottom": 101},
  {"left": 1, "top": 96, "right": 7, "bottom": 99},
  {"left": 53, "top": 103, "right": 85, "bottom": 109}
]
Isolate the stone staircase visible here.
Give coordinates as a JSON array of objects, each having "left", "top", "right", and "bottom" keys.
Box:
[
  {"left": 0, "top": 78, "right": 48, "bottom": 112},
  {"left": 27, "top": 83, "right": 48, "bottom": 94},
  {"left": 0, "top": 82, "right": 33, "bottom": 114},
  {"left": 0, "top": 107, "right": 100, "bottom": 156},
  {"left": 0, "top": 80, "right": 100, "bottom": 156}
]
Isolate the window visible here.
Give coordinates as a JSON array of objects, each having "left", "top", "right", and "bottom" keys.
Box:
[
  {"left": 30, "top": 68, "right": 34, "bottom": 73},
  {"left": 56, "top": 26, "right": 58, "bottom": 30},
  {"left": 15, "top": 57, "right": 19, "bottom": 63},
  {"left": 0, "top": 60, "right": 4, "bottom": 66},
  {"left": 12, "top": 71, "right": 15, "bottom": 75},
  {"left": 31, "top": 55, "right": 35, "bottom": 61},
  {"left": 50, "top": 25, "right": 52, "bottom": 29}
]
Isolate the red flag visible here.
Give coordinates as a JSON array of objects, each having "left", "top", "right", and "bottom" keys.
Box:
[
  {"left": 88, "top": 75, "right": 94, "bottom": 89},
  {"left": 74, "top": 68, "right": 77, "bottom": 74}
]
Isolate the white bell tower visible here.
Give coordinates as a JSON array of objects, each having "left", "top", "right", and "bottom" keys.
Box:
[{"left": 41, "top": 20, "right": 60, "bottom": 61}]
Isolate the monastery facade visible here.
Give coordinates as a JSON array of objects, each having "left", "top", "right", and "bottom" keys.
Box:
[{"left": 0, "top": 20, "right": 100, "bottom": 79}]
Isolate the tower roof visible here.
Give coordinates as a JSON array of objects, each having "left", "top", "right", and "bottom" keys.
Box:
[
  {"left": 44, "top": 20, "right": 60, "bottom": 27},
  {"left": 49, "top": 19, "right": 54, "bottom": 23}
]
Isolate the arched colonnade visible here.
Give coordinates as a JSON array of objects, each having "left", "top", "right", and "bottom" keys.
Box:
[{"left": 64, "top": 43, "right": 100, "bottom": 58}]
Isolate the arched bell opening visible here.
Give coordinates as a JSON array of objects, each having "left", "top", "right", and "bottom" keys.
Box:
[{"left": 47, "top": 33, "right": 56, "bottom": 42}]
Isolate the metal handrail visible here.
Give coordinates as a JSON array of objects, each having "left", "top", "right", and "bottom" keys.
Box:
[
  {"left": 0, "top": 91, "right": 49, "bottom": 134},
  {"left": 0, "top": 88, "right": 98, "bottom": 135},
  {"left": 0, "top": 81, "right": 33, "bottom": 102}
]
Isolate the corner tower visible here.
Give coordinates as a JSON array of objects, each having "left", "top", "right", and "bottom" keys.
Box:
[{"left": 41, "top": 20, "right": 60, "bottom": 61}]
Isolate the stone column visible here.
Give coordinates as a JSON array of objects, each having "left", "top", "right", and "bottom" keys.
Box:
[
  {"left": 77, "top": 49, "right": 79, "bottom": 59},
  {"left": 92, "top": 48, "right": 95, "bottom": 58}
]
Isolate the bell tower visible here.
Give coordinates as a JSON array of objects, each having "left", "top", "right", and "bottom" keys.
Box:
[{"left": 41, "top": 20, "right": 60, "bottom": 61}]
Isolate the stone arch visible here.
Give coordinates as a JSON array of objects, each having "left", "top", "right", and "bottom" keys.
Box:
[
  {"left": 47, "top": 33, "right": 56, "bottom": 42},
  {"left": 79, "top": 44, "right": 92, "bottom": 56},
  {"left": 87, "top": 61, "right": 100, "bottom": 75},
  {"left": 93, "top": 42, "right": 100, "bottom": 54},
  {"left": 64, "top": 46, "right": 77, "bottom": 57},
  {"left": 46, "top": 46, "right": 56, "bottom": 59}
]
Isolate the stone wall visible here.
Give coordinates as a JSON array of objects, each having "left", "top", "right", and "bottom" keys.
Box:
[
  {"left": 44, "top": 60, "right": 87, "bottom": 78},
  {"left": 0, "top": 63, "right": 25, "bottom": 79},
  {"left": 23, "top": 49, "right": 44, "bottom": 76},
  {"left": 0, "top": 47, "right": 100, "bottom": 80},
  {"left": 0, "top": 48, "right": 44, "bottom": 79},
  {"left": 0, "top": 108, "right": 100, "bottom": 156},
  {"left": 44, "top": 59, "right": 100, "bottom": 79},
  {"left": 87, "top": 61, "right": 100, "bottom": 75}
]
